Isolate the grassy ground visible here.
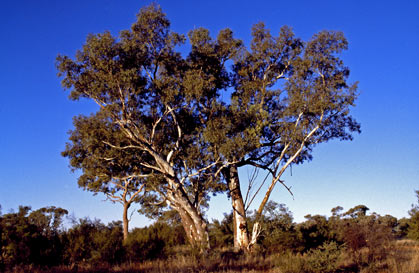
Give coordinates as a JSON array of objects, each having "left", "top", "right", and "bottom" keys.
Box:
[{"left": 5, "top": 240, "right": 419, "bottom": 273}]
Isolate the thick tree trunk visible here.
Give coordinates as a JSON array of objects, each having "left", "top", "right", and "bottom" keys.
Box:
[
  {"left": 166, "top": 178, "right": 210, "bottom": 250},
  {"left": 223, "top": 166, "right": 250, "bottom": 251},
  {"left": 148, "top": 151, "right": 210, "bottom": 250},
  {"left": 122, "top": 202, "right": 130, "bottom": 242},
  {"left": 177, "top": 206, "right": 210, "bottom": 249}
]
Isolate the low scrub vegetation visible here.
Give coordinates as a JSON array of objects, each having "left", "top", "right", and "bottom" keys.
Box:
[{"left": 1, "top": 198, "right": 419, "bottom": 272}]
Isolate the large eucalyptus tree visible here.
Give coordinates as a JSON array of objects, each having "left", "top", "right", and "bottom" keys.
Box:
[{"left": 57, "top": 5, "right": 241, "bottom": 249}]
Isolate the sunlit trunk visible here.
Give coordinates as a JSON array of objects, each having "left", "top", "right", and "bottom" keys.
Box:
[
  {"left": 166, "top": 178, "right": 210, "bottom": 251},
  {"left": 177, "top": 207, "right": 210, "bottom": 249},
  {"left": 122, "top": 202, "right": 130, "bottom": 242},
  {"left": 249, "top": 221, "right": 261, "bottom": 249},
  {"left": 150, "top": 153, "right": 210, "bottom": 250},
  {"left": 224, "top": 166, "right": 250, "bottom": 251}
]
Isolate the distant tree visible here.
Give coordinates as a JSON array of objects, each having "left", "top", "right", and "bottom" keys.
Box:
[
  {"left": 124, "top": 220, "right": 185, "bottom": 261},
  {"left": 395, "top": 217, "right": 410, "bottom": 238},
  {"left": 209, "top": 212, "right": 234, "bottom": 248},
  {"left": 28, "top": 206, "right": 68, "bottom": 236},
  {"left": 298, "top": 214, "right": 331, "bottom": 251},
  {"left": 343, "top": 205, "right": 370, "bottom": 219},
  {"left": 330, "top": 206, "right": 344, "bottom": 218}
]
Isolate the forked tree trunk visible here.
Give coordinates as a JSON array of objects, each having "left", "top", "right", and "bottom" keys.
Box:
[
  {"left": 223, "top": 166, "right": 250, "bottom": 251},
  {"left": 166, "top": 178, "right": 210, "bottom": 250},
  {"left": 177, "top": 206, "right": 210, "bottom": 249},
  {"left": 149, "top": 151, "right": 210, "bottom": 250}
]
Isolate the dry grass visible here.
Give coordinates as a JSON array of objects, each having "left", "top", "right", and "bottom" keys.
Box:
[
  {"left": 4, "top": 240, "right": 419, "bottom": 273},
  {"left": 5, "top": 254, "right": 276, "bottom": 273},
  {"left": 384, "top": 239, "right": 419, "bottom": 273}
]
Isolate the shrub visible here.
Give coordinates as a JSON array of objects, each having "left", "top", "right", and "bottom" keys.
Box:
[
  {"left": 125, "top": 224, "right": 167, "bottom": 262},
  {"left": 63, "top": 219, "right": 124, "bottom": 266},
  {"left": 209, "top": 212, "right": 234, "bottom": 248},
  {"left": 0, "top": 206, "right": 67, "bottom": 269},
  {"left": 258, "top": 202, "right": 300, "bottom": 253},
  {"left": 297, "top": 214, "right": 331, "bottom": 251},
  {"left": 340, "top": 214, "right": 394, "bottom": 271},
  {"left": 305, "top": 241, "right": 343, "bottom": 273}
]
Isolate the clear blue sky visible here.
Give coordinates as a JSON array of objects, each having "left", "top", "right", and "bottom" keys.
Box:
[{"left": 1, "top": 0, "right": 418, "bottom": 227}]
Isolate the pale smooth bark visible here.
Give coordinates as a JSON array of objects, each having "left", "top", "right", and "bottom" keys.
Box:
[
  {"left": 165, "top": 177, "right": 210, "bottom": 249},
  {"left": 223, "top": 166, "right": 250, "bottom": 251}
]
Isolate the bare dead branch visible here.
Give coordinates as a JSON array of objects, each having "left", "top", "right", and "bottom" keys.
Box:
[{"left": 245, "top": 170, "right": 270, "bottom": 211}]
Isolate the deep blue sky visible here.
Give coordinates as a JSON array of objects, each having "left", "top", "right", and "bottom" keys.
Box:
[{"left": 1, "top": 0, "right": 418, "bottom": 227}]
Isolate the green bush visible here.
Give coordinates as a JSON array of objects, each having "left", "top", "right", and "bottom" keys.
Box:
[
  {"left": 125, "top": 224, "right": 167, "bottom": 261},
  {"left": 209, "top": 212, "right": 234, "bottom": 248},
  {"left": 0, "top": 206, "right": 67, "bottom": 269},
  {"left": 305, "top": 241, "right": 343, "bottom": 273},
  {"left": 275, "top": 242, "right": 344, "bottom": 273},
  {"left": 63, "top": 219, "right": 124, "bottom": 265},
  {"left": 297, "top": 214, "right": 331, "bottom": 251},
  {"left": 258, "top": 202, "right": 300, "bottom": 253}
]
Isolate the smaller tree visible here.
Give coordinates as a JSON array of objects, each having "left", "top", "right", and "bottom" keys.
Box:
[
  {"left": 297, "top": 214, "right": 331, "bottom": 251},
  {"left": 63, "top": 114, "right": 147, "bottom": 241}
]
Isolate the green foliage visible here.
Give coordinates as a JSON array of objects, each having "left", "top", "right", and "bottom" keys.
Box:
[
  {"left": 407, "top": 190, "right": 419, "bottom": 240},
  {"left": 257, "top": 201, "right": 300, "bottom": 252},
  {"left": 305, "top": 241, "right": 344, "bottom": 273},
  {"left": 125, "top": 224, "right": 166, "bottom": 261},
  {"left": 0, "top": 206, "right": 67, "bottom": 269},
  {"left": 63, "top": 219, "right": 124, "bottom": 265},
  {"left": 209, "top": 212, "right": 234, "bottom": 248},
  {"left": 297, "top": 214, "right": 331, "bottom": 251},
  {"left": 344, "top": 204, "right": 370, "bottom": 218},
  {"left": 395, "top": 217, "right": 410, "bottom": 238},
  {"left": 275, "top": 242, "right": 344, "bottom": 273},
  {"left": 1, "top": 202, "right": 417, "bottom": 272},
  {"left": 124, "top": 219, "right": 187, "bottom": 262}
]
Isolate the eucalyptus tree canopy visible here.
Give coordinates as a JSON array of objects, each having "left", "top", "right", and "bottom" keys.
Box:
[
  {"left": 57, "top": 4, "right": 241, "bottom": 249},
  {"left": 207, "top": 23, "right": 360, "bottom": 250}
]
